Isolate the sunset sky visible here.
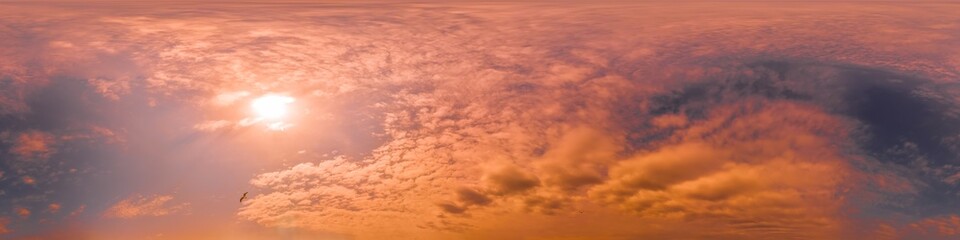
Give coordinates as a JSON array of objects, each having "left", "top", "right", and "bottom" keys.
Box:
[{"left": 1, "top": 1, "right": 959, "bottom": 239}]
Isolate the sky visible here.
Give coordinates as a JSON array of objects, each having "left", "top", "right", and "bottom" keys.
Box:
[{"left": 0, "top": 1, "right": 959, "bottom": 240}]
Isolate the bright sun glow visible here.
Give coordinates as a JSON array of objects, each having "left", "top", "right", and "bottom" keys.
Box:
[{"left": 251, "top": 94, "right": 295, "bottom": 120}]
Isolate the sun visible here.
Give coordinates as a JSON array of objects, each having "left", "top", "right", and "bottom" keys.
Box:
[{"left": 251, "top": 94, "right": 295, "bottom": 120}]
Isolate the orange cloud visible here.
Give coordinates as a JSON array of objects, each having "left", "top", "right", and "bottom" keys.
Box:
[
  {"left": 0, "top": 2, "right": 949, "bottom": 239},
  {"left": 9, "top": 130, "right": 56, "bottom": 160},
  {"left": 407, "top": 99, "right": 856, "bottom": 238},
  {"left": 908, "top": 215, "right": 960, "bottom": 238},
  {"left": 48, "top": 203, "right": 61, "bottom": 213},
  {"left": 16, "top": 207, "right": 30, "bottom": 218},
  {"left": 483, "top": 165, "right": 539, "bottom": 196},
  {"left": 535, "top": 128, "right": 622, "bottom": 192},
  {"left": 437, "top": 187, "right": 494, "bottom": 215},
  {"left": 0, "top": 218, "right": 9, "bottom": 234},
  {"left": 103, "top": 195, "right": 189, "bottom": 219},
  {"left": 22, "top": 176, "right": 36, "bottom": 185}
]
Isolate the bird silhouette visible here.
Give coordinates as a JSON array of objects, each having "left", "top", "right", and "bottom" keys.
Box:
[{"left": 240, "top": 192, "right": 248, "bottom": 203}]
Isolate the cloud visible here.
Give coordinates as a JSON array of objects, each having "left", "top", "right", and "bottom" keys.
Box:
[
  {"left": 69, "top": 205, "right": 85, "bottom": 217},
  {"left": 0, "top": 218, "right": 9, "bottom": 234},
  {"left": 906, "top": 215, "right": 960, "bottom": 239},
  {"left": 192, "top": 120, "right": 234, "bottom": 132},
  {"left": 455, "top": 187, "right": 491, "bottom": 207},
  {"left": 519, "top": 195, "right": 567, "bottom": 215},
  {"left": 237, "top": 159, "right": 375, "bottom": 233},
  {"left": 865, "top": 215, "right": 960, "bottom": 240},
  {"left": 21, "top": 176, "right": 36, "bottom": 186},
  {"left": 222, "top": 11, "right": 960, "bottom": 235},
  {"left": 212, "top": 91, "right": 251, "bottom": 106},
  {"left": 650, "top": 114, "right": 688, "bottom": 129},
  {"left": 48, "top": 203, "right": 61, "bottom": 213},
  {"left": 102, "top": 195, "right": 189, "bottom": 219},
  {"left": 58, "top": 125, "right": 125, "bottom": 144},
  {"left": 0, "top": 2, "right": 959, "bottom": 239},
  {"left": 576, "top": 100, "right": 849, "bottom": 238},
  {"left": 437, "top": 187, "right": 494, "bottom": 215},
  {"left": 436, "top": 202, "right": 466, "bottom": 215},
  {"left": 945, "top": 172, "right": 960, "bottom": 185},
  {"left": 482, "top": 165, "right": 539, "bottom": 196},
  {"left": 87, "top": 77, "right": 131, "bottom": 101},
  {"left": 16, "top": 207, "right": 30, "bottom": 218},
  {"left": 535, "top": 128, "right": 621, "bottom": 192},
  {"left": 8, "top": 130, "right": 56, "bottom": 160}
]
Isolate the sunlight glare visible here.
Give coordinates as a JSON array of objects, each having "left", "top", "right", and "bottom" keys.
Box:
[{"left": 251, "top": 94, "right": 295, "bottom": 120}]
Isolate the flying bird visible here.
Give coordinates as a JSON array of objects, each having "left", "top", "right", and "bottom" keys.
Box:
[{"left": 240, "top": 192, "right": 248, "bottom": 203}]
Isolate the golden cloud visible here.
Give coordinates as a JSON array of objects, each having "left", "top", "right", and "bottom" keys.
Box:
[{"left": 102, "top": 194, "right": 189, "bottom": 219}]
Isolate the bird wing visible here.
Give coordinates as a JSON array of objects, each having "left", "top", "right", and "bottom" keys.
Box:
[{"left": 240, "top": 192, "right": 248, "bottom": 202}]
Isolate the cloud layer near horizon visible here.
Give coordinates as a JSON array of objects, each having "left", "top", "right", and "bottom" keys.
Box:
[{"left": 1, "top": 2, "right": 959, "bottom": 240}]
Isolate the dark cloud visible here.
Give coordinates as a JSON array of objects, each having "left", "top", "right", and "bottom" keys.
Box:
[
  {"left": 437, "top": 202, "right": 466, "bottom": 214},
  {"left": 483, "top": 166, "right": 539, "bottom": 196},
  {"left": 454, "top": 187, "right": 491, "bottom": 207},
  {"left": 839, "top": 67, "right": 960, "bottom": 167},
  {"left": 521, "top": 195, "right": 565, "bottom": 215}
]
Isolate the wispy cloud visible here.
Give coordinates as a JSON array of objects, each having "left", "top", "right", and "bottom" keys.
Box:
[{"left": 103, "top": 195, "right": 189, "bottom": 219}]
